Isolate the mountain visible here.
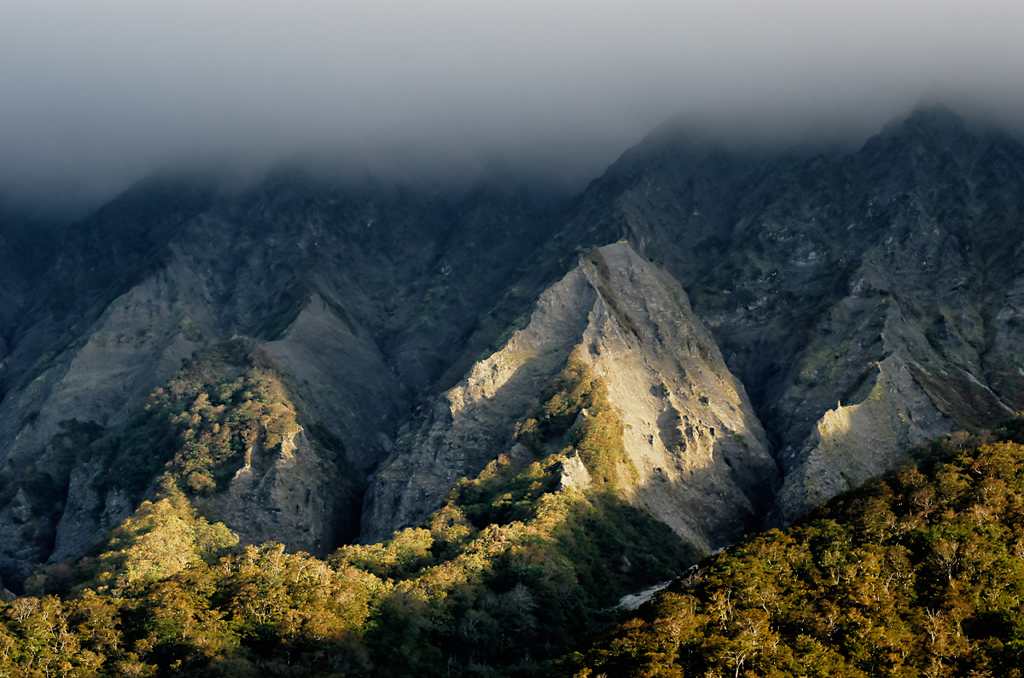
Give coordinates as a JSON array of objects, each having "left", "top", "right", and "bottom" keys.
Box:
[
  {"left": 1, "top": 104, "right": 1024, "bottom": 611},
  {"left": 554, "top": 105, "right": 1024, "bottom": 525},
  {"left": 362, "top": 242, "right": 779, "bottom": 551},
  {"left": 0, "top": 176, "right": 567, "bottom": 586}
]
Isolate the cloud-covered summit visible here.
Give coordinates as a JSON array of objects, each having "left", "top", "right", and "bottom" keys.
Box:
[{"left": 3, "top": 1, "right": 1024, "bottom": 216}]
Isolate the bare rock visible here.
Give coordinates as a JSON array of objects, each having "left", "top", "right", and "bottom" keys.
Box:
[
  {"left": 556, "top": 454, "right": 592, "bottom": 492},
  {"left": 362, "top": 242, "right": 780, "bottom": 552},
  {"left": 192, "top": 429, "right": 356, "bottom": 556},
  {"left": 48, "top": 461, "right": 133, "bottom": 563}
]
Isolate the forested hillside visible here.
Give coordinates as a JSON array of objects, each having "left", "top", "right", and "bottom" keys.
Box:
[
  {"left": 0, "top": 354, "right": 694, "bottom": 677},
  {"left": 564, "top": 426, "right": 1024, "bottom": 677}
]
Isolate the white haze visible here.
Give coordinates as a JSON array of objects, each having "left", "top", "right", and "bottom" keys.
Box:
[{"left": 2, "top": 0, "right": 1024, "bottom": 215}]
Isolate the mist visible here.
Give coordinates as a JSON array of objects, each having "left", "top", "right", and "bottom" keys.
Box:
[{"left": 3, "top": 0, "right": 1024, "bottom": 217}]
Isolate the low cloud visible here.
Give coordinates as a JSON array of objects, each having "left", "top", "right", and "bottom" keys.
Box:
[{"left": 3, "top": 1, "right": 1024, "bottom": 216}]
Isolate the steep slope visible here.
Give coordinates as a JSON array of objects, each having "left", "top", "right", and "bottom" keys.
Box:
[
  {"left": 363, "top": 242, "right": 780, "bottom": 553},
  {"left": 0, "top": 372, "right": 696, "bottom": 678},
  {"left": 551, "top": 105, "right": 1024, "bottom": 523},
  {"left": 0, "top": 338, "right": 362, "bottom": 586},
  {"left": 566, "top": 429, "right": 1024, "bottom": 678},
  {"left": 3, "top": 105, "right": 1024, "bottom": 592},
  {"left": 0, "top": 174, "right": 567, "bottom": 588}
]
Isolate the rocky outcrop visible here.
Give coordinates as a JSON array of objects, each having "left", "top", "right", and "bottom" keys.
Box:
[
  {"left": 191, "top": 429, "right": 356, "bottom": 555},
  {"left": 0, "top": 272, "right": 200, "bottom": 475},
  {"left": 552, "top": 105, "right": 1024, "bottom": 525},
  {"left": 0, "top": 273, "right": 201, "bottom": 584},
  {"left": 360, "top": 261, "right": 598, "bottom": 542},
  {"left": 768, "top": 352, "right": 949, "bottom": 525},
  {"left": 265, "top": 294, "right": 406, "bottom": 472},
  {"left": 573, "top": 244, "right": 778, "bottom": 550},
  {"left": 362, "top": 242, "right": 780, "bottom": 552},
  {"left": 48, "top": 461, "right": 133, "bottom": 564},
  {"left": 556, "top": 454, "right": 592, "bottom": 492},
  {"left": 0, "top": 176, "right": 563, "bottom": 587}
]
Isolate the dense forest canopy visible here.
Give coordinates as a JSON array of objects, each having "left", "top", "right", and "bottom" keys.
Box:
[{"left": 563, "top": 427, "right": 1024, "bottom": 678}]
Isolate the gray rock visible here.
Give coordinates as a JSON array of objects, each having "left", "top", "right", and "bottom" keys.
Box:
[{"left": 362, "top": 243, "right": 780, "bottom": 553}]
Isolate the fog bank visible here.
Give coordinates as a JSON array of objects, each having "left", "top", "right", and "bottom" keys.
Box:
[{"left": 3, "top": 1, "right": 1024, "bottom": 216}]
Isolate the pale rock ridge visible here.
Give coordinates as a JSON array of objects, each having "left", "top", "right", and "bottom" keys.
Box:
[
  {"left": 574, "top": 244, "right": 778, "bottom": 551},
  {"left": 769, "top": 354, "right": 948, "bottom": 525},
  {"left": 360, "top": 265, "right": 597, "bottom": 543},
  {"left": 361, "top": 243, "right": 780, "bottom": 552},
  {"left": 0, "top": 271, "right": 200, "bottom": 472},
  {"left": 1, "top": 257, "right": 390, "bottom": 578},
  {"left": 0, "top": 271, "right": 201, "bottom": 581},
  {"left": 265, "top": 293, "right": 405, "bottom": 472}
]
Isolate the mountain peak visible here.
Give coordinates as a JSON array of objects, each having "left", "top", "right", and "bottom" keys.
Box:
[
  {"left": 876, "top": 102, "right": 981, "bottom": 150},
  {"left": 905, "top": 102, "right": 966, "bottom": 128}
]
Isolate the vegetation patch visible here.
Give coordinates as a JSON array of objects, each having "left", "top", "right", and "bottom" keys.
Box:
[
  {"left": 87, "top": 337, "right": 302, "bottom": 498},
  {"left": 564, "top": 427, "right": 1024, "bottom": 678},
  {"left": 515, "top": 351, "right": 634, "bottom": 488}
]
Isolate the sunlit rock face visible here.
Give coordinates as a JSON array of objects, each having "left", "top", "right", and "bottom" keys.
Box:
[
  {"left": 552, "top": 105, "right": 1024, "bottom": 524},
  {"left": 767, "top": 352, "right": 950, "bottom": 526},
  {"left": 362, "top": 242, "right": 780, "bottom": 552}
]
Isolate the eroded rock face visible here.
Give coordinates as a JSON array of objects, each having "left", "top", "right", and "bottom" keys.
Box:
[
  {"left": 0, "top": 272, "right": 200, "bottom": 475},
  {"left": 0, "top": 273, "right": 201, "bottom": 583},
  {"left": 0, "top": 177, "right": 563, "bottom": 587},
  {"left": 573, "top": 244, "right": 778, "bottom": 551},
  {"left": 768, "top": 353, "right": 949, "bottom": 525},
  {"left": 361, "top": 103, "right": 1024, "bottom": 546},
  {"left": 360, "top": 263, "right": 597, "bottom": 543},
  {"left": 48, "top": 461, "right": 132, "bottom": 564},
  {"left": 556, "top": 454, "right": 592, "bottom": 492},
  {"left": 264, "top": 294, "right": 406, "bottom": 473},
  {"left": 551, "top": 105, "right": 1024, "bottom": 526},
  {"left": 362, "top": 243, "right": 780, "bottom": 552},
  {"left": 191, "top": 430, "right": 357, "bottom": 556}
]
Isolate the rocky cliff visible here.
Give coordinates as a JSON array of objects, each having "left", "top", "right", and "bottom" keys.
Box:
[
  {"left": 551, "top": 105, "right": 1024, "bottom": 524},
  {"left": 0, "top": 178, "right": 564, "bottom": 587},
  {"left": 363, "top": 242, "right": 779, "bottom": 552}
]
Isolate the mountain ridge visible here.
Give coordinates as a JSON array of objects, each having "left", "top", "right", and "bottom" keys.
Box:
[{"left": 2, "top": 105, "right": 1024, "bottom": 593}]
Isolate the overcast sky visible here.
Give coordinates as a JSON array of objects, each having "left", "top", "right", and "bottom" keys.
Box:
[{"left": 3, "top": 1, "right": 1024, "bottom": 215}]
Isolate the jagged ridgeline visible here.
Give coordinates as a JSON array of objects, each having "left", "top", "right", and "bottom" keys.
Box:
[
  {"left": 563, "top": 428, "right": 1024, "bottom": 678},
  {"left": 0, "top": 355, "right": 694, "bottom": 677}
]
